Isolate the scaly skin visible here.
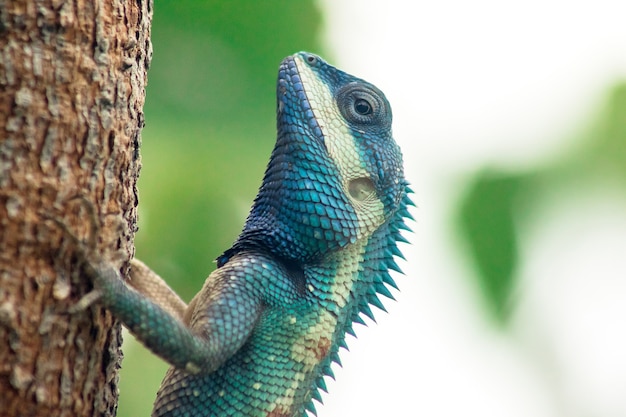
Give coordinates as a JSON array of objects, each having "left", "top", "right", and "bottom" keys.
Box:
[{"left": 81, "top": 52, "right": 413, "bottom": 417}]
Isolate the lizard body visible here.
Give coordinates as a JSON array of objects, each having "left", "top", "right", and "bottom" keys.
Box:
[{"left": 82, "top": 52, "right": 413, "bottom": 416}]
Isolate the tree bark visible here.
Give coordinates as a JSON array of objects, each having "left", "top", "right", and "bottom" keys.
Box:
[{"left": 0, "top": 1, "right": 152, "bottom": 416}]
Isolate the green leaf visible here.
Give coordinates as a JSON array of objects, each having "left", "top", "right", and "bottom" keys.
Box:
[
  {"left": 457, "top": 172, "right": 523, "bottom": 323},
  {"left": 455, "top": 81, "right": 626, "bottom": 326}
]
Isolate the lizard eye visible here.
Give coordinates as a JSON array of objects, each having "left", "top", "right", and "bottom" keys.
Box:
[
  {"left": 354, "top": 98, "right": 372, "bottom": 115},
  {"left": 302, "top": 53, "right": 318, "bottom": 65},
  {"left": 336, "top": 82, "right": 388, "bottom": 126}
]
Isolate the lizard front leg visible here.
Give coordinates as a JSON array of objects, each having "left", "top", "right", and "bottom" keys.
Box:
[
  {"left": 127, "top": 259, "right": 187, "bottom": 322},
  {"left": 80, "top": 255, "right": 265, "bottom": 375}
]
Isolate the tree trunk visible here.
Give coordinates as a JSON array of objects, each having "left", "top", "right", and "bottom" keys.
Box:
[{"left": 0, "top": 1, "right": 152, "bottom": 416}]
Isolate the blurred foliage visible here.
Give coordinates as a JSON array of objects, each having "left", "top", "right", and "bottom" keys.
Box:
[
  {"left": 120, "top": 2, "right": 323, "bottom": 416},
  {"left": 457, "top": 83, "right": 626, "bottom": 324},
  {"left": 146, "top": 0, "right": 323, "bottom": 127},
  {"left": 457, "top": 173, "right": 523, "bottom": 321}
]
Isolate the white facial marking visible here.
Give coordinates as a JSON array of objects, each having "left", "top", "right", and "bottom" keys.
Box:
[{"left": 294, "top": 55, "right": 385, "bottom": 239}]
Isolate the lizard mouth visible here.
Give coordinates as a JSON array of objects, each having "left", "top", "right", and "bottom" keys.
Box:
[{"left": 276, "top": 54, "right": 326, "bottom": 146}]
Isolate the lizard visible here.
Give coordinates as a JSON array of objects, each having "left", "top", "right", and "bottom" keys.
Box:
[{"left": 74, "top": 51, "right": 413, "bottom": 417}]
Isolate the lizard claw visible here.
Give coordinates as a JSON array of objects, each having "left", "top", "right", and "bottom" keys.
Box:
[
  {"left": 41, "top": 195, "right": 124, "bottom": 312},
  {"left": 68, "top": 289, "right": 104, "bottom": 313},
  {"left": 41, "top": 194, "right": 100, "bottom": 258}
]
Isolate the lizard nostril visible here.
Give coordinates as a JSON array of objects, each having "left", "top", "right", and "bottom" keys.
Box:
[{"left": 348, "top": 177, "right": 376, "bottom": 202}]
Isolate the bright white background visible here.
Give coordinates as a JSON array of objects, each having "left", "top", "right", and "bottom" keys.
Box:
[{"left": 316, "top": 1, "right": 626, "bottom": 416}]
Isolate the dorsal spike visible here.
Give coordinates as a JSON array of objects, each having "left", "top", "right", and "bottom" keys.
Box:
[
  {"left": 316, "top": 376, "right": 328, "bottom": 393},
  {"left": 400, "top": 207, "right": 415, "bottom": 221},
  {"left": 338, "top": 338, "right": 350, "bottom": 350},
  {"left": 368, "top": 292, "right": 387, "bottom": 312},
  {"left": 311, "top": 388, "right": 324, "bottom": 404},
  {"left": 375, "top": 282, "right": 395, "bottom": 300},
  {"left": 395, "top": 234, "right": 410, "bottom": 244},
  {"left": 381, "top": 272, "right": 398, "bottom": 290},
  {"left": 352, "top": 314, "right": 367, "bottom": 326},
  {"left": 360, "top": 303, "right": 376, "bottom": 322},
  {"left": 387, "top": 258, "right": 404, "bottom": 274},
  {"left": 331, "top": 351, "right": 342, "bottom": 367},
  {"left": 305, "top": 400, "right": 317, "bottom": 415},
  {"left": 386, "top": 246, "right": 406, "bottom": 261},
  {"left": 392, "top": 245, "right": 406, "bottom": 260}
]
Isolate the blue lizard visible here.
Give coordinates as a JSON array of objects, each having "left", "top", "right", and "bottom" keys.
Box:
[{"left": 80, "top": 51, "right": 413, "bottom": 417}]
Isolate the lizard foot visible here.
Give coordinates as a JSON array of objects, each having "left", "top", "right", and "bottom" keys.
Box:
[{"left": 42, "top": 195, "right": 124, "bottom": 312}]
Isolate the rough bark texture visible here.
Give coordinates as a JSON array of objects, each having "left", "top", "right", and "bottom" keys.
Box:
[{"left": 0, "top": 1, "right": 152, "bottom": 416}]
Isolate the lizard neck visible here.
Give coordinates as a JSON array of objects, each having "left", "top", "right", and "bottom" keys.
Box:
[
  {"left": 294, "top": 184, "right": 413, "bottom": 411},
  {"left": 217, "top": 129, "right": 361, "bottom": 266}
]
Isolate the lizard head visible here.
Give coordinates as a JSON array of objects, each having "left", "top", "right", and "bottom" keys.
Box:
[{"left": 222, "top": 52, "right": 408, "bottom": 265}]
